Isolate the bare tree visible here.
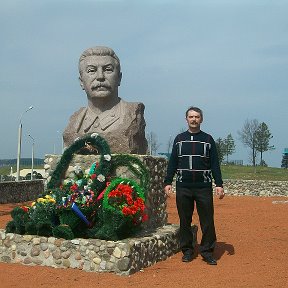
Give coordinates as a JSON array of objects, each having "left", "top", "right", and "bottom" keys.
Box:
[
  {"left": 238, "top": 119, "right": 259, "bottom": 168},
  {"left": 147, "top": 131, "right": 161, "bottom": 155}
]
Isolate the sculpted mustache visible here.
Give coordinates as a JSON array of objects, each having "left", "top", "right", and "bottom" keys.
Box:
[{"left": 91, "top": 84, "right": 111, "bottom": 90}]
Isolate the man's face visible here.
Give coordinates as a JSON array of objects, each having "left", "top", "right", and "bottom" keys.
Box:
[
  {"left": 79, "top": 55, "right": 121, "bottom": 100},
  {"left": 186, "top": 110, "right": 202, "bottom": 132}
]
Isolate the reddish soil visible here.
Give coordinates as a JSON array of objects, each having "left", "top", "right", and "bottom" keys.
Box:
[{"left": 0, "top": 195, "right": 287, "bottom": 288}]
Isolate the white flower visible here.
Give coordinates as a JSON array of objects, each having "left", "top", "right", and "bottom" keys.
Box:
[
  {"left": 104, "top": 154, "right": 111, "bottom": 161},
  {"left": 91, "top": 133, "right": 98, "bottom": 138},
  {"left": 97, "top": 174, "right": 105, "bottom": 182},
  {"left": 74, "top": 165, "right": 82, "bottom": 174}
]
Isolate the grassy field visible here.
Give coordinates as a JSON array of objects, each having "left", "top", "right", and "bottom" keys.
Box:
[
  {"left": 0, "top": 165, "right": 287, "bottom": 181},
  {"left": 221, "top": 165, "right": 288, "bottom": 181}
]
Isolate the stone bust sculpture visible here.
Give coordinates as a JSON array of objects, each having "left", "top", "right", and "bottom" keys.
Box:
[{"left": 63, "top": 46, "right": 148, "bottom": 154}]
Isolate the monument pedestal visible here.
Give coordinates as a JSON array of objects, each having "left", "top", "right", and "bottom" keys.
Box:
[{"left": 0, "top": 225, "right": 198, "bottom": 275}]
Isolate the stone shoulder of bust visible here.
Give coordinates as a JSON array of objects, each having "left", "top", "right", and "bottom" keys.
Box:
[
  {"left": 64, "top": 99, "right": 144, "bottom": 132},
  {"left": 63, "top": 99, "right": 147, "bottom": 154}
]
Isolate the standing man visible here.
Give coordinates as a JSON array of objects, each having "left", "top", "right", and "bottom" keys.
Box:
[
  {"left": 63, "top": 46, "right": 147, "bottom": 154},
  {"left": 164, "top": 106, "right": 225, "bottom": 265}
]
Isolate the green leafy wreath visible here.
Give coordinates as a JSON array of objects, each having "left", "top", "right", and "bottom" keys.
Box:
[
  {"left": 47, "top": 133, "right": 111, "bottom": 195},
  {"left": 110, "top": 154, "right": 150, "bottom": 193},
  {"left": 89, "top": 177, "right": 147, "bottom": 240}
]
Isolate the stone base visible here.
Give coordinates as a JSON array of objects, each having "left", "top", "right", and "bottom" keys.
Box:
[{"left": 0, "top": 225, "right": 198, "bottom": 275}]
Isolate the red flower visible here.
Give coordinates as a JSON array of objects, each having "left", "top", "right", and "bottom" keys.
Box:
[
  {"left": 108, "top": 183, "right": 147, "bottom": 223},
  {"left": 122, "top": 206, "right": 132, "bottom": 216},
  {"left": 70, "top": 183, "right": 78, "bottom": 191},
  {"left": 142, "top": 213, "right": 148, "bottom": 222},
  {"left": 91, "top": 174, "right": 97, "bottom": 180},
  {"left": 106, "top": 181, "right": 111, "bottom": 187},
  {"left": 21, "top": 206, "right": 29, "bottom": 213}
]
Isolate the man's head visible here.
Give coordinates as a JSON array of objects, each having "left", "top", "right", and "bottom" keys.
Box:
[
  {"left": 185, "top": 106, "right": 203, "bottom": 133},
  {"left": 78, "top": 46, "right": 122, "bottom": 101}
]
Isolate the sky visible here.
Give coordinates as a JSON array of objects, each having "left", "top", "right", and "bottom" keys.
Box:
[{"left": 0, "top": 0, "right": 287, "bottom": 168}]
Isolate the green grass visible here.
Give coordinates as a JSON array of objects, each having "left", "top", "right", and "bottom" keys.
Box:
[{"left": 221, "top": 165, "right": 288, "bottom": 181}]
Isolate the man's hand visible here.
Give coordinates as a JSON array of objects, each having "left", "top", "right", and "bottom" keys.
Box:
[
  {"left": 164, "top": 185, "right": 172, "bottom": 197},
  {"left": 215, "top": 186, "right": 225, "bottom": 199}
]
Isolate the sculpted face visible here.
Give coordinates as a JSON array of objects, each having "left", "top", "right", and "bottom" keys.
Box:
[
  {"left": 79, "top": 55, "right": 121, "bottom": 100},
  {"left": 186, "top": 110, "right": 203, "bottom": 132}
]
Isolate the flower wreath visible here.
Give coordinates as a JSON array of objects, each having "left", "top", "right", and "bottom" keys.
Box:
[
  {"left": 102, "top": 177, "right": 146, "bottom": 223},
  {"left": 88, "top": 177, "right": 147, "bottom": 240},
  {"left": 6, "top": 134, "right": 150, "bottom": 240}
]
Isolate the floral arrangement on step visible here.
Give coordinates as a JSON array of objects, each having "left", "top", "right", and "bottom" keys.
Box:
[{"left": 6, "top": 134, "right": 150, "bottom": 240}]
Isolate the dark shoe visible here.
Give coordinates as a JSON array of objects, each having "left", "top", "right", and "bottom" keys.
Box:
[
  {"left": 202, "top": 256, "right": 217, "bottom": 265},
  {"left": 182, "top": 253, "right": 193, "bottom": 262}
]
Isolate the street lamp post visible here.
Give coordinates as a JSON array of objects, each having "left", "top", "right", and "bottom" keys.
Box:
[
  {"left": 16, "top": 106, "right": 33, "bottom": 181},
  {"left": 28, "top": 134, "right": 35, "bottom": 180}
]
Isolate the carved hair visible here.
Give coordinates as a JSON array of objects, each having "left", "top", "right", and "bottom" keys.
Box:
[
  {"left": 78, "top": 46, "right": 121, "bottom": 74},
  {"left": 185, "top": 106, "right": 203, "bottom": 119}
]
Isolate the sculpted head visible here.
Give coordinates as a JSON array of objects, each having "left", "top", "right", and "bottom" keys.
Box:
[{"left": 78, "top": 46, "right": 122, "bottom": 102}]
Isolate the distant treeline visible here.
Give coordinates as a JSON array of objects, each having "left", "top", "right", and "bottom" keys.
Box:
[{"left": 0, "top": 158, "right": 44, "bottom": 167}]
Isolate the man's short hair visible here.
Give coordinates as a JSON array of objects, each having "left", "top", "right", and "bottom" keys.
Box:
[
  {"left": 78, "top": 46, "right": 121, "bottom": 75},
  {"left": 185, "top": 106, "right": 203, "bottom": 119}
]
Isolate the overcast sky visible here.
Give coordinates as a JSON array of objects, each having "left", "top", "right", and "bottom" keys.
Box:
[{"left": 0, "top": 0, "right": 287, "bottom": 168}]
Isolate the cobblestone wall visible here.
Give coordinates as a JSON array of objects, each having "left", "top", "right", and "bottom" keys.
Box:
[
  {"left": 171, "top": 179, "right": 288, "bottom": 197},
  {"left": 0, "top": 180, "right": 44, "bottom": 204},
  {"left": 0, "top": 225, "right": 198, "bottom": 275},
  {"left": 222, "top": 179, "right": 288, "bottom": 197}
]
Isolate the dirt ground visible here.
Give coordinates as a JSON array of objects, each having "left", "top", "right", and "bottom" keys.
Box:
[{"left": 0, "top": 194, "right": 287, "bottom": 288}]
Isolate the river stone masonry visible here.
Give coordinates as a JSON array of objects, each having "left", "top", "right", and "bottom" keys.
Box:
[
  {"left": 0, "top": 225, "right": 198, "bottom": 275},
  {"left": 171, "top": 179, "right": 288, "bottom": 197},
  {"left": 222, "top": 179, "right": 288, "bottom": 197}
]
